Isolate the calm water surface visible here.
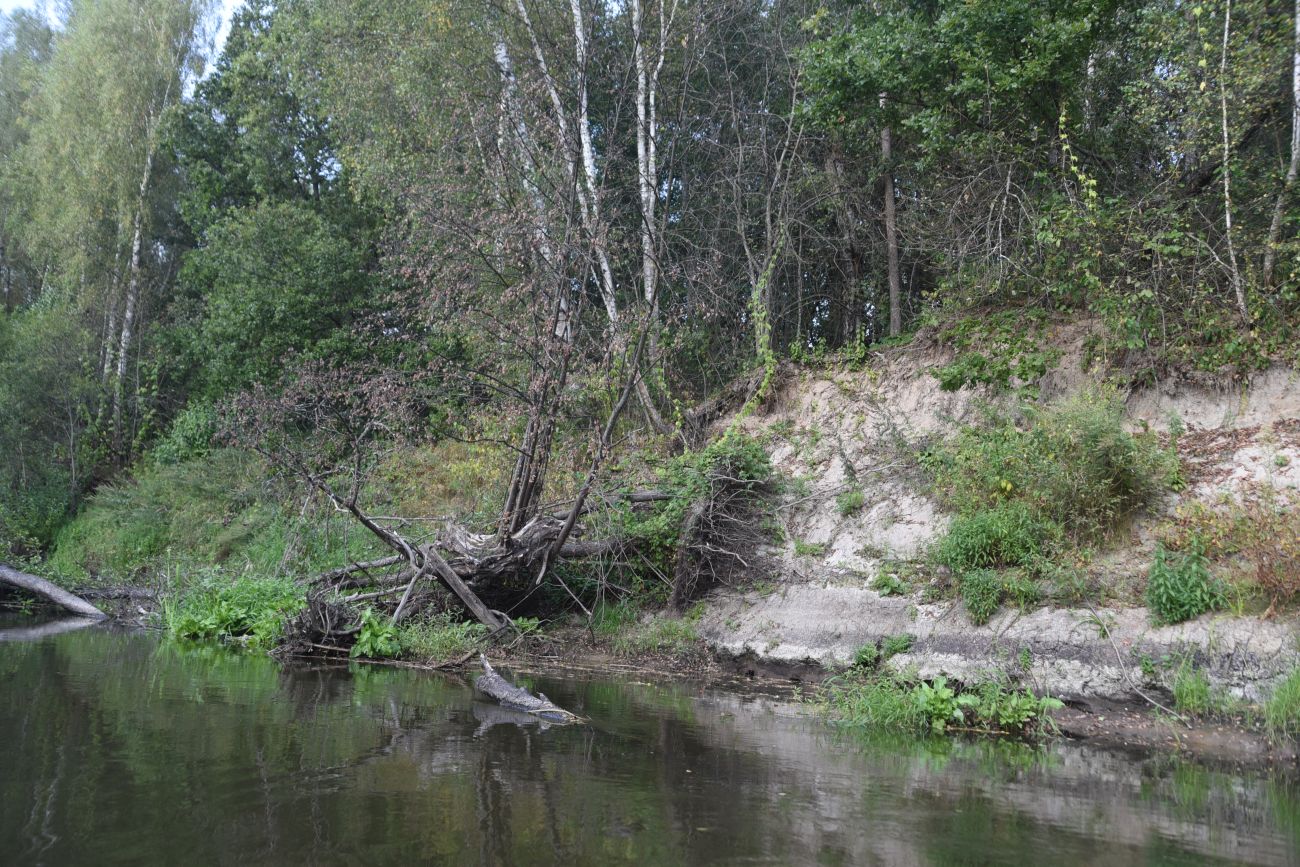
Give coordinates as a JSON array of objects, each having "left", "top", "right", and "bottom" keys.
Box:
[{"left": 2, "top": 615, "right": 1299, "bottom": 866}]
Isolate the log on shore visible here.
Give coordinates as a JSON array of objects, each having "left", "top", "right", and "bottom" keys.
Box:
[
  {"left": 473, "top": 655, "right": 583, "bottom": 723},
  {"left": 0, "top": 564, "right": 108, "bottom": 620}
]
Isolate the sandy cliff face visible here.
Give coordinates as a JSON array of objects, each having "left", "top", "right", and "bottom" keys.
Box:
[{"left": 698, "top": 332, "right": 1300, "bottom": 701}]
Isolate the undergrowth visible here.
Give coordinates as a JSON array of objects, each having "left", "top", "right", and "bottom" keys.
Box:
[
  {"left": 1146, "top": 541, "right": 1224, "bottom": 625},
  {"left": 924, "top": 387, "right": 1177, "bottom": 621},
  {"left": 400, "top": 611, "right": 490, "bottom": 661},
  {"left": 162, "top": 573, "right": 304, "bottom": 649},
  {"left": 818, "top": 670, "right": 1062, "bottom": 736}
]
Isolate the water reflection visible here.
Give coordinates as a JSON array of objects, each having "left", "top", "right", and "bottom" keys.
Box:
[{"left": 0, "top": 617, "right": 1296, "bottom": 866}]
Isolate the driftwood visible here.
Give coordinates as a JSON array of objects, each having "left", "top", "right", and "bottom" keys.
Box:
[
  {"left": 473, "top": 655, "right": 583, "bottom": 723},
  {"left": 0, "top": 564, "right": 107, "bottom": 619}
]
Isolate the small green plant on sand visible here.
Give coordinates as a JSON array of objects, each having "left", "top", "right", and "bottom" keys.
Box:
[{"left": 836, "top": 487, "right": 866, "bottom": 516}]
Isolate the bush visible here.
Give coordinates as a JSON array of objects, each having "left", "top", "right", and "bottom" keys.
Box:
[
  {"left": 163, "top": 574, "right": 304, "bottom": 648},
  {"left": 936, "top": 501, "right": 1049, "bottom": 572},
  {"left": 926, "top": 389, "right": 1174, "bottom": 544},
  {"left": 1265, "top": 669, "right": 1300, "bottom": 739},
  {"left": 960, "top": 569, "right": 1004, "bottom": 624},
  {"left": 1146, "top": 541, "right": 1223, "bottom": 625},
  {"left": 150, "top": 402, "right": 217, "bottom": 466}
]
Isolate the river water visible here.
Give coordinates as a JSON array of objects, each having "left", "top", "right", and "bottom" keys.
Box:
[{"left": 1, "top": 615, "right": 1298, "bottom": 866}]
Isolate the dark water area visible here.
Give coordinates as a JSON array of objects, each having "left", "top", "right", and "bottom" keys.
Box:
[{"left": 1, "top": 615, "right": 1298, "bottom": 866}]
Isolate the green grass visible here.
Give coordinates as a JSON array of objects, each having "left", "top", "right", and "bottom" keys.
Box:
[
  {"left": 611, "top": 615, "right": 700, "bottom": 657},
  {"left": 1265, "top": 669, "right": 1300, "bottom": 739},
  {"left": 836, "top": 487, "right": 866, "bottom": 516},
  {"left": 817, "top": 671, "right": 1062, "bottom": 736},
  {"left": 48, "top": 447, "right": 385, "bottom": 586},
  {"left": 400, "top": 611, "right": 489, "bottom": 661}
]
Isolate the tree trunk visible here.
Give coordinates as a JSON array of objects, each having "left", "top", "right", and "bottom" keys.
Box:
[
  {"left": 880, "top": 96, "right": 902, "bottom": 337},
  {"left": 0, "top": 564, "right": 107, "bottom": 619},
  {"left": 1264, "top": 0, "right": 1300, "bottom": 287},
  {"left": 1219, "top": 0, "right": 1249, "bottom": 322},
  {"left": 112, "top": 145, "right": 156, "bottom": 458}
]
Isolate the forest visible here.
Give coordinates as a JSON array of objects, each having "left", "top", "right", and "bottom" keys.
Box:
[{"left": 1, "top": 0, "right": 1299, "bottom": 651}]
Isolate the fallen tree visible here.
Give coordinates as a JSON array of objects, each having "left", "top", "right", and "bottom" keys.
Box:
[
  {"left": 474, "top": 654, "right": 583, "bottom": 723},
  {"left": 0, "top": 563, "right": 107, "bottom": 619}
]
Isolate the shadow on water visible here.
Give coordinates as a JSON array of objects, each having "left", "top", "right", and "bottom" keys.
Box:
[{"left": 0, "top": 614, "right": 1297, "bottom": 866}]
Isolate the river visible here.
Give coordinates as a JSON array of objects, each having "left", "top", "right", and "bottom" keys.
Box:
[{"left": 1, "top": 615, "right": 1297, "bottom": 865}]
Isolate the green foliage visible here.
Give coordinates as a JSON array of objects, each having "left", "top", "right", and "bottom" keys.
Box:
[
  {"left": 626, "top": 432, "right": 773, "bottom": 562},
  {"left": 913, "top": 677, "right": 968, "bottom": 733},
  {"left": 164, "top": 574, "right": 304, "bottom": 648},
  {"left": 48, "top": 447, "right": 384, "bottom": 583},
  {"left": 871, "top": 571, "right": 908, "bottom": 597},
  {"left": 960, "top": 569, "right": 1004, "bottom": 625},
  {"left": 852, "top": 643, "right": 880, "bottom": 669},
  {"left": 1265, "top": 669, "right": 1300, "bottom": 739},
  {"left": 932, "top": 311, "right": 1060, "bottom": 395},
  {"left": 928, "top": 388, "right": 1176, "bottom": 607},
  {"left": 350, "top": 608, "right": 402, "bottom": 659},
  {"left": 937, "top": 502, "right": 1050, "bottom": 572},
  {"left": 177, "top": 201, "right": 369, "bottom": 398},
  {"left": 820, "top": 671, "right": 1061, "bottom": 736},
  {"left": 793, "top": 539, "right": 827, "bottom": 558},
  {"left": 400, "top": 611, "right": 490, "bottom": 661},
  {"left": 836, "top": 487, "right": 866, "bottom": 516},
  {"left": 150, "top": 402, "right": 217, "bottom": 466},
  {"left": 1146, "top": 541, "right": 1223, "bottom": 625},
  {"left": 591, "top": 600, "right": 641, "bottom": 637}
]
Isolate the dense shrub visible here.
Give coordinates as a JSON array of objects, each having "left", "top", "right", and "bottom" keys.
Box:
[
  {"left": 1146, "top": 541, "right": 1223, "bottom": 625},
  {"left": 927, "top": 388, "right": 1177, "bottom": 607},
  {"left": 959, "top": 569, "right": 1004, "bottom": 624},
  {"left": 936, "top": 502, "right": 1050, "bottom": 572}
]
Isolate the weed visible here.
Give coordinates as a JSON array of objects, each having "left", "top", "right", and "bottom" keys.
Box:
[
  {"left": 936, "top": 502, "right": 1050, "bottom": 572},
  {"left": 612, "top": 616, "right": 700, "bottom": 657},
  {"left": 401, "top": 611, "right": 490, "bottom": 660},
  {"left": 881, "top": 634, "right": 914, "bottom": 659},
  {"left": 818, "top": 671, "right": 1061, "bottom": 736},
  {"left": 351, "top": 608, "right": 402, "bottom": 659},
  {"left": 871, "top": 571, "right": 908, "bottom": 597},
  {"left": 1146, "top": 540, "right": 1223, "bottom": 625},
  {"left": 960, "top": 569, "right": 1003, "bottom": 625},
  {"left": 793, "top": 539, "right": 827, "bottom": 557},
  {"left": 1265, "top": 669, "right": 1300, "bottom": 739},
  {"left": 852, "top": 643, "right": 880, "bottom": 668},
  {"left": 836, "top": 487, "right": 866, "bottom": 516},
  {"left": 163, "top": 573, "right": 304, "bottom": 648},
  {"left": 1170, "top": 660, "right": 1232, "bottom": 717},
  {"left": 591, "top": 600, "right": 640, "bottom": 636}
]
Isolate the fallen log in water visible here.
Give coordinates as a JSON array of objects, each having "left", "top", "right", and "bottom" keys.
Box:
[
  {"left": 0, "top": 564, "right": 107, "bottom": 620},
  {"left": 473, "top": 655, "right": 584, "bottom": 724}
]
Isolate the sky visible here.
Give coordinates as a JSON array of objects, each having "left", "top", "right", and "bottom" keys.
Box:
[{"left": 0, "top": 0, "right": 244, "bottom": 57}]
